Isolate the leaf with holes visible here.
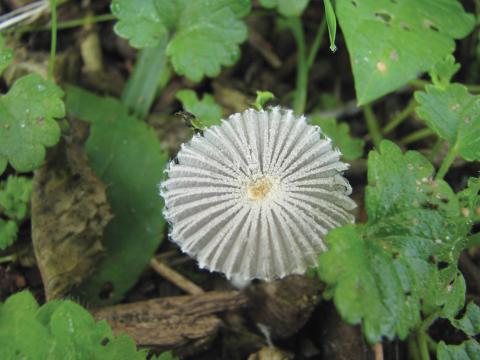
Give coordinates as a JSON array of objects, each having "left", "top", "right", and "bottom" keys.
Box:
[
  {"left": 176, "top": 89, "right": 222, "bottom": 129},
  {"left": 415, "top": 84, "right": 480, "bottom": 162},
  {"left": 0, "top": 291, "right": 149, "bottom": 359},
  {"left": 0, "top": 74, "right": 65, "bottom": 174},
  {"left": 450, "top": 302, "right": 480, "bottom": 337},
  {"left": 111, "top": 0, "right": 251, "bottom": 82},
  {"left": 66, "top": 86, "right": 168, "bottom": 306},
  {"left": 258, "top": 0, "right": 309, "bottom": 17},
  {"left": 309, "top": 115, "right": 364, "bottom": 161},
  {"left": 336, "top": 0, "right": 474, "bottom": 105},
  {"left": 318, "top": 141, "right": 468, "bottom": 343}
]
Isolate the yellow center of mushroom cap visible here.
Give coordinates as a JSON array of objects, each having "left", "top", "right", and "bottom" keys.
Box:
[{"left": 247, "top": 177, "right": 274, "bottom": 201}]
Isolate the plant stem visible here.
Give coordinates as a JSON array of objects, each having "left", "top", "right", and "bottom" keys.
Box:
[
  {"left": 416, "top": 327, "right": 430, "bottom": 360},
  {"left": 288, "top": 17, "right": 308, "bottom": 115},
  {"left": 408, "top": 335, "right": 422, "bottom": 360},
  {"left": 122, "top": 35, "right": 169, "bottom": 119},
  {"left": 363, "top": 104, "right": 382, "bottom": 148},
  {"left": 400, "top": 128, "right": 435, "bottom": 145},
  {"left": 48, "top": 0, "right": 58, "bottom": 81},
  {"left": 429, "top": 138, "right": 443, "bottom": 162},
  {"left": 382, "top": 99, "right": 417, "bottom": 135},
  {"left": 435, "top": 145, "right": 457, "bottom": 180},
  {"left": 306, "top": 18, "right": 327, "bottom": 70}
]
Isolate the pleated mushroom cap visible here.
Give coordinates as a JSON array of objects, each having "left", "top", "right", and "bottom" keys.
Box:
[{"left": 160, "top": 107, "right": 356, "bottom": 281}]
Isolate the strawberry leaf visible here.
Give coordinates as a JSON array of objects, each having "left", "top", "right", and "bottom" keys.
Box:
[
  {"left": 111, "top": 0, "right": 251, "bottom": 81},
  {"left": 0, "top": 74, "right": 65, "bottom": 174}
]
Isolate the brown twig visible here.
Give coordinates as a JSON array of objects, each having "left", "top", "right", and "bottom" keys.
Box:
[{"left": 150, "top": 258, "right": 204, "bottom": 295}]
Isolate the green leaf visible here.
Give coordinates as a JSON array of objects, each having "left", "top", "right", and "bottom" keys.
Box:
[
  {"left": 112, "top": 0, "right": 251, "bottom": 82},
  {"left": 0, "top": 74, "right": 65, "bottom": 173},
  {"left": 450, "top": 302, "right": 480, "bottom": 337},
  {"left": 259, "top": 0, "right": 309, "bottom": 17},
  {"left": 415, "top": 84, "right": 480, "bottom": 162},
  {"left": 0, "top": 291, "right": 150, "bottom": 359},
  {"left": 0, "top": 176, "right": 32, "bottom": 250},
  {"left": 0, "top": 35, "right": 13, "bottom": 76},
  {"left": 336, "top": 0, "right": 474, "bottom": 105},
  {"left": 458, "top": 177, "right": 480, "bottom": 224},
  {"left": 318, "top": 141, "right": 468, "bottom": 343},
  {"left": 254, "top": 90, "right": 275, "bottom": 111},
  {"left": 437, "top": 340, "right": 480, "bottom": 360},
  {"left": 430, "top": 55, "right": 460, "bottom": 89},
  {"left": 0, "top": 176, "right": 33, "bottom": 221},
  {"left": 67, "top": 86, "right": 169, "bottom": 306},
  {"left": 323, "top": 0, "right": 337, "bottom": 52},
  {"left": 153, "top": 351, "right": 178, "bottom": 360},
  {"left": 176, "top": 89, "right": 222, "bottom": 128},
  {"left": 309, "top": 115, "right": 364, "bottom": 161},
  {"left": 0, "top": 219, "right": 17, "bottom": 250}
]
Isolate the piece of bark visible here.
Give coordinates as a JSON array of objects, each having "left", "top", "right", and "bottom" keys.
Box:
[
  {"left": 246, "top": 275, "right": 322, "bottom": 339},
  {"left": 31, "top": 121, "right": 112, "bottom": 300},
  {"left": 93, "top": 291, "right": 249, "bottom": 356}
]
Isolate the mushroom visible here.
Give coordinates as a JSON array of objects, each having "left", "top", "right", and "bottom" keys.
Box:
[{"left": 160, "top": 107, "right": 356, "bottom": 281}]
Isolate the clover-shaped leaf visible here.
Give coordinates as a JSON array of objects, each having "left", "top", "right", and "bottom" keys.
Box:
[
  {"left": 111, "top": 0, "right": 251, "bottom": 82},
  {"left": 337, "top": 0, "right": 474, "bottom": 105},
  {"left": 415, "top": 84, "right": 480, "bottom": 162},
  {"left": 0, "top": 74, "right": 65, "bottom": 174},
  {"left": 0, "top": 291, "right": 151, "bottom": 359}
]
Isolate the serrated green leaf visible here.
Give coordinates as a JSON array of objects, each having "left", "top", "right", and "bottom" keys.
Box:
[
  {"left": 259, "top": 0, "right": 309, "bottom": 17},
  {"left": 0, "top": 74, "right": 65, "bottom": 173},
  {"left": 437, "top": 340, "right": 480, "bottom": 360},
  {"left": 176, "top": 89, "right": 222, "bottom": 128},
  {"left": 0, "top": 35, "right": 13, "bottom": 76},
  {"left": 318, "top": 225, "right": 423, "bottom": 343},
  {"left": 323, "top": 0, "right": 337, "bottom": 52},
  {"left": 336, "top": 0, "right": 474, "bottom": 105},
  {"left": 309, "top": 115, "right": 364, "bottom": 161},
  {"left": 0, "top": 219, "right": 18, "bottom": 250},
  {"left": 0, "top": 176, "right": 32, "bottom": 221},
  {"left": 430, "top": 55, "right": 460, "bottom": 89},
  {"left": 112, "top": 0, "right": 251, "bottom": 82},
  {"left": 318, "top": 140, "right": 468, "bottom": 343},
  {"left": 450, "top": 302, "right": 480, "bottom": 337},
  {"left": 67, "top": 86, "right": 169, "bottom": 306},
  {"left": 0, "top": 291, "right": 150, "bottom": 359},
  {"left": 415, "top": 84, "right": 480, "bottom": 162}
]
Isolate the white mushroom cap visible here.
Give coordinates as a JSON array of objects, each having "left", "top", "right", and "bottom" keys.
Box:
[{"left": 160, "top": 107, "right": 356, "bottom": 281}]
